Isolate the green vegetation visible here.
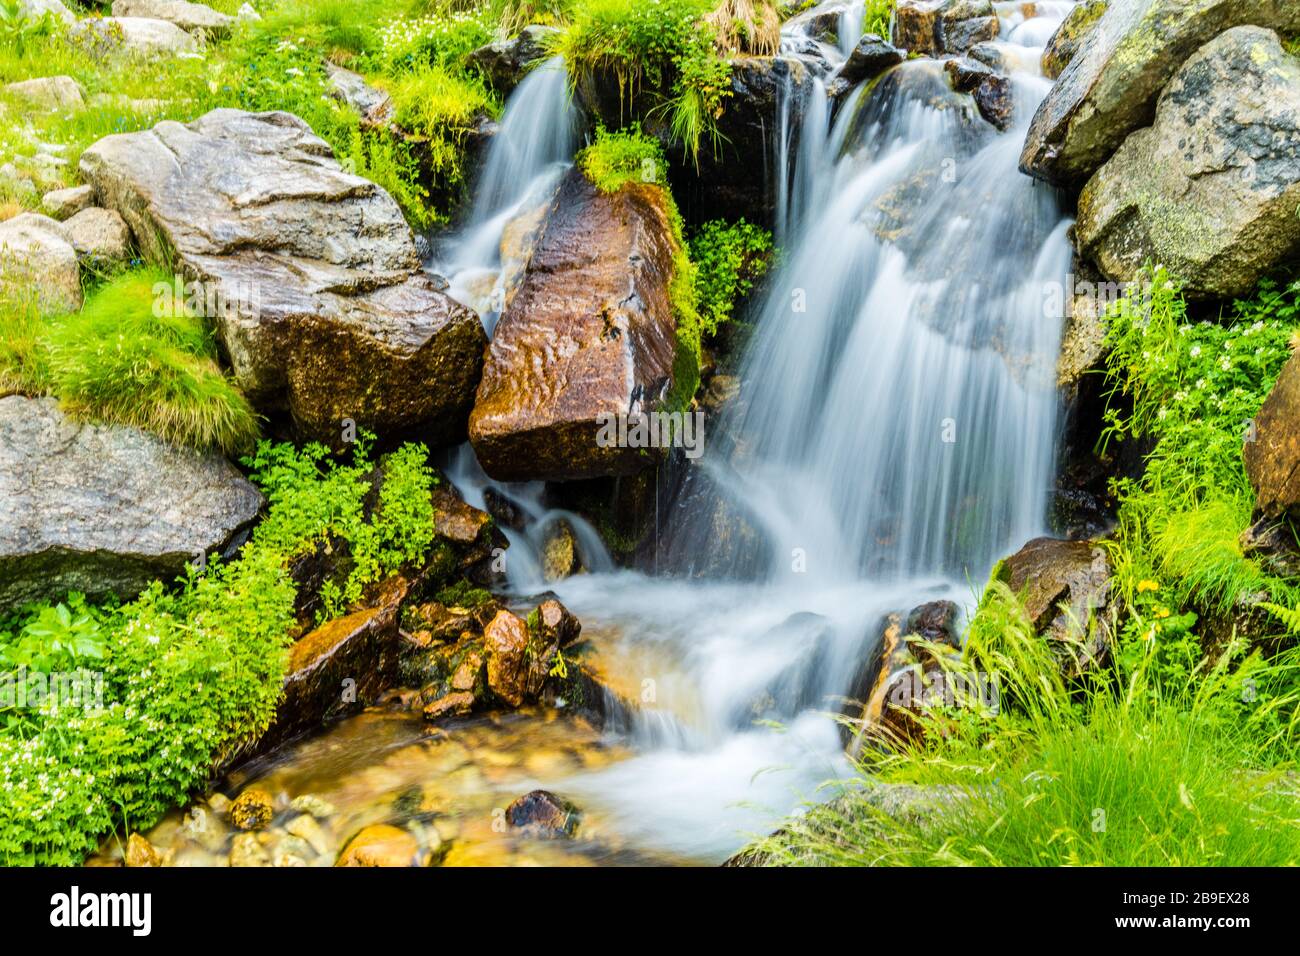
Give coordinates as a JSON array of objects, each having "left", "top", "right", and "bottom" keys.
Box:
[
  {"left": 577, "top": 122, "right": 663, "bottom": 192},
  {"left": 0, "top": 436, "right": 445, "bottom": 864},
  {"left": 863, "top": 0, "right": 895, "bottom": 39},
  {"left": 688, "top": 217, "right": 773, "bottom": 335},
  {"left": 553, "top": 0, "right": 732, "bottom": 161},
  {"left": 746, "top": 578, "right": 1300, "bottom": 866},
  {"left": 750, "top": 269, "right": 1300, "bottom": 867},
  {"left": 0, "top": 269, "right": 260, "bottom": 455}
]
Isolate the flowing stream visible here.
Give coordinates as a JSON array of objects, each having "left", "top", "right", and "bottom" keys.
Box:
[{"left": 113, "top": 3, "right": 1079, "bottom": 867}]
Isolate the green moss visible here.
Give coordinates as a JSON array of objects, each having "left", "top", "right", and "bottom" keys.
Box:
[{"left": 436, "top": 579, "right": 495, "bottom": 610}]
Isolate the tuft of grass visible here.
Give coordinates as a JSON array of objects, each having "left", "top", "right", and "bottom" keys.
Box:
[
  {"left": 577, "top": 122, "right": 663, "bottom": 192},
  {"left": 863, "top": 0, "right": 895, "bottom": 39},
  {"left": 41, "top": 269, "right": 260, "bottom": 455},
  {"left": 703, "top": 0, "right": 780, "bottom": 56},
  {"left": 0, "top": 285, "right": 49, "bottom": 396}
]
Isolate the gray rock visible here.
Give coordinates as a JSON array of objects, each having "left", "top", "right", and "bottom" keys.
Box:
[
  {"left": 110, "top": 0, "right": 234, "bottom": 34},
  {"left": 1041, "top": 0, "right": 1108, "bottom": 78},
  {"left": 73, "top": 16, "right": 204, "bottom": 55},
  {"left": 40, "top": 184, "right": 94, "bottom": 219},
  {"left": 18, "top": 0, "right": 74, "bottom": 23},
  {"left": 324, "top": 62, "right": 393, "bottom": 128},
  {"left": 63, "top": 206, "right": 131, "bottom": 261},
  {"left": 79, "top": 109, "right": 487, "bottom": 445},
  {"left": 3, "top": 75, "right": 83, "bottom": 110},
  {"left": 1076, "top": 27, "right": 1300, "bottom": 299},
  {"left": 893, "top": 0, "right": 997, "bottom": 57},
  {"left": 0, "top": 212, "right": 81, "bottom": 312},
  {"left": 0, "top": 396, "right": 264, "bottom": 613},
  {"left": 1021, "top": 0, "right": 1300, "bottom": 188},
  {"left": 467, "top": 25, "right": 560, "bottom": 97}
]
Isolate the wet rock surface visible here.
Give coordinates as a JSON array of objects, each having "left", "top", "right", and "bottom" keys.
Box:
[{"left": 469, "top": 167, "right": 685, "bottom": 481}]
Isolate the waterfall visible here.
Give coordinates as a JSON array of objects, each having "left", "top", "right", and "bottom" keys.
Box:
[
  {"left": 430, "top": 56, "right": 578, "bottom": 333},
  {"left": 437, "top": 4, "right": 1079, "bottom": 861}
]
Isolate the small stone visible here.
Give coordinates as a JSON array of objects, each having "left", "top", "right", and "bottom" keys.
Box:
[
  {"left": 40, "top": 184, "right": 93, "bottom": 219},
  {"left": 206, "top": 793, "right": 232, "bottom": 817},
  {"left": 505, "top": 789, "right": 581, "bottom": 838},
  {"left": 62, "top": 206, "right": 131, "bottom": 261},
  {"left": 289, "top": 794, "right": 336, "bottom": 819},
  {"left": 423, "top": 690, "right": 476, "bottom": 721},
  {"left": 230, "top": 788, "right": 275, "bottom": 831},
  {"left": 228, "top": 832, "right": 270, "bottom": 867},
  {"left": 125, "top": 833, "right": 160, "bottom": 867},
  {"left": 286, "top": 814, "right": 329, "bottom": 856},
  {"left": 336, "top": 824, "right": 424, "bottom": 867}
]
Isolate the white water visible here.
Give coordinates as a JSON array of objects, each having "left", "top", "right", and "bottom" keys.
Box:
[
  {"left": 430, "top": 56, "right": 578, "bottom": 333},
  {"left": 435, "top": 4, "right": 1078, "bottom": 862}
]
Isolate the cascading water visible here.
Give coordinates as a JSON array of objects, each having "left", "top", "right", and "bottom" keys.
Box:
[
  {"left": 180, "top": 3, "right": 1083, "bottom": 866},
  {"left": 430, "top": 56, "right": 579, "bottom": 332}
]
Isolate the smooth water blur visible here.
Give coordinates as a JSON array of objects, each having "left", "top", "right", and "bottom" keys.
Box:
[
  {"left": 125, "top": 4, "right": 1081, "bottom": 868},
  {"left": 430, "top": 57, "right": 578, "bottom": 333}
]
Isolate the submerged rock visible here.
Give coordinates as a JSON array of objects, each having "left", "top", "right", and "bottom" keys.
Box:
[
  {"left": 505, "top": 789, "right": 581, "bottom": 838},
  {"left": 0, "top": 396, "right": 262, "bottom": 614},
  {"left": 469, "top": 167, "right": 686, "bottom": 481},
  {"left": 1021, "top": 0, "right": 1300, "bottom": 188},
  {"left": 1075, "top": 26, "right": 1300, "bottom": 299},
  {"left": 125, "top": 833, "right": 160, "bottom": 867},
  {"left": 540, "top": 518, "right": 580, "bottom": 582},
  {"left": 230, "top": 789, "right": 275, "bottom": 831},
  {"left": 79, "top": 109, "right": 487, "bottom": 445},
  {"left": 336, "top": 824, "right": 425, "bottom": 866}
]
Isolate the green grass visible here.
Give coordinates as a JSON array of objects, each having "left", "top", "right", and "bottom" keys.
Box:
[
  {"left": 31, "top": 269, "right": 261, "bottom": 455},
  {"left": 863, "top": 0, "right": 895, "bottom": 39}
]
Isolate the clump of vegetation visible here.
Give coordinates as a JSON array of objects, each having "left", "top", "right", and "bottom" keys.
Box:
[
  {"left": 381, "top": 63, "right": 497, "bottom": 193},
  {"left": 1100, "top": 268, "right": 1300, "bottom": 614},
  {"left": 553, "top": 0, "right": 732, "bottom": 161},
  {"left": 0, "top": 433, "right": 448, "bottom": 864},
  {"left": 863, "top": 0, "right": 895, "bottom": 39},
  {"left": 0, "top": 269, "right": 260, "bottom": 455},
  {"left": 577, "top": 122, "right": 664, "bottom": 192},
  {"left": 704, "top": 0, "right": 780, "bottom": 56},
  {"left": 688, "top": 218, "right": 773, "bottom": 334}
]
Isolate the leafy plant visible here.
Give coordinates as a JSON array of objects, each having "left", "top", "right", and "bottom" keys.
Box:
[{"left": 688, "top": 217, "right": 773, "bottom": 335}]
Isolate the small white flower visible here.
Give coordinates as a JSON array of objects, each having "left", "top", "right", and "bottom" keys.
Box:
[{"left": 1189, "top": 345, "right": 1201, "bottom": 358}]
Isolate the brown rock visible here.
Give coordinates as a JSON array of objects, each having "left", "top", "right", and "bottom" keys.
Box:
[
  {"left": 422, "top": 690, "right": 476, "bottom": 720},
  {"left": 336, "top": 824, "right": 424, "bottom": 866},
  {"left": 483, "top": 609, "right": 530, "bottom": 707},
  {"left": 230, "top": 789, "right": 275, "bottom": 831},
  {"left": 431, "top": 485, "right": 491, "bottom": 544},
  {"left": 540, "top": 519, "right": 580, "bottom": 582},
  {"left": 1245, "top": 347, "right": 1300, "bottom": 520},
  {"left": 505, "top": 789, "right": 580, "bottom": 838},
  {"left": 469, "top": 167, "right": 687, "bottom": 481},
  {"left": 535, "top": 597, "right": 581, "bottom": 649},
  {"left": 125, "top": 833, "right": 159, "bottom": 867}
]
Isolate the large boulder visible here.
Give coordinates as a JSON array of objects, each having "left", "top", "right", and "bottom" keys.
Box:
[
  {"left": 3, "top": 75, "right": 83, "bottom": 110},
  {"left": 19, "top": 0, "right": 75, "bottom": 23},
  {"left": 467, "top": 25, "right": 560, "bottom": 97},
  {"left": 0, "top": 396, "right": 263, "bottom": 613},
  {"left": 468, "top": 167, "right": 686, "bottom": 481},
  {"left": 110, "top": 0, "right": 235, "bottom": 34},
  {"left": 0, "top": 212, "right": 81, "bottom": 312},
  {"left": 1245, "top": 347, "right": 1300, "bottom": 521},
  {"left": 1075, "top": 27, "right": 1300, "bottom": 299},
  {"left": 80, "top": 110, "right": 487, "bottom": 445},
  {"left": 1021, "top": 0, "right": 1300, "bottom": 188}
]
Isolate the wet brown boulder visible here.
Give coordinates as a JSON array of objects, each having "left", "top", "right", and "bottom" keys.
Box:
[
  {"left": 256, "top": 578, "right": 409, "bottom": 753},
  {"left": 1021, "top": 0, "right": 1300, "bottom": 189},
  {"left": 1245, "top": 348, "right": 1300, "bottom": 521},
  {"left": 469, "top": 167, "right": 687, "bottom": 481},
  {"left": 995, "top": 536, "right": 1111, "bottom": 674},
  {"left": 505, "top": 789, "right": 581, "bottom": 838},
  {"left": 541, "top": 518, "right": 581, "bottom": 582},
  {"left": 943, "top": 57, "right": 1013, "bottom": 130},
  {"left": 484, "top": 608, "right": 532, "bottom": 707},
  {"left": 533, "top": 597, "right": 582, "bottom": 649},
  {"left": 1075, "top": 27, "right": 1300, "bottom": 299},
  {"left": 79, "top": 109, "right": 486, "bottom": 446}
]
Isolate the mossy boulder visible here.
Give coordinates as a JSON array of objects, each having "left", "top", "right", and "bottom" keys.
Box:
[
  {"left": 468, "top": 167, "right": 686, "bottom": 481},
  {"left": 1075, "top": 27, "right": 1300, "bottom": 298},
  {"left": 1021, "top": 0, "right": 1300, "bottom": 188}
]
